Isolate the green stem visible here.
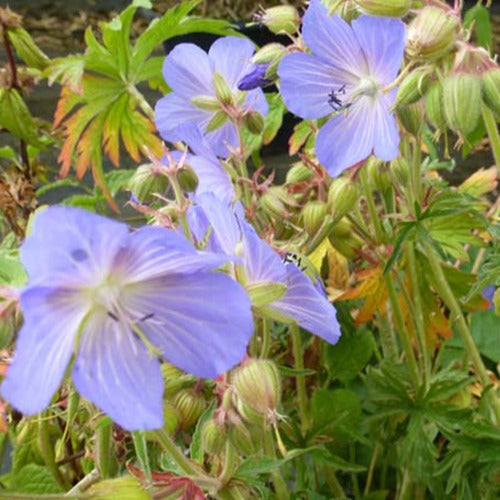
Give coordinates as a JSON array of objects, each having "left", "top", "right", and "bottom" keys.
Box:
[
  {"left": 323, "top": 465, "right": 346, "bottom": 499},
  {"left": 364, "top": 442, "right": 382, "bottom": 495},
  {"left": 218, "top": 441, "right": 236, "bottom": 485},
  {"left": 96, "top": 420, "right": 113, "bottom": 479},
  {"left": 384, "top": 275, "right": 420, "bottom": 386},
  {"left": 263, "top": 429, "right": 289, "bottom": 500},
  {"left": 360, "top": 167, "right": 385, "bottom": 243},
  {"left": 65, "top": 468, "right": 100, "bottom": 496},
  {"left": 349, "top": 444, "right": 361, "bottom": 500},
  {"left": 422, "top": 241, "right": 500, "bottom": 423},
  {"left": 260, "top": 318, "right": 272, "bottom": 358},
  {"left": 290, "top": 324, "right": 310, "bottom": 434},
  {"left": 169, "top": 174, "right": 192, "bottom": 241},
  {"left": 411, "top": 140, "right": 422, "bottom": 208},
  {"left": 376, "top": 311, "right": 399, "bottom": 362},
  {"left": 482, "top": 102, "right": 500, "bottom": 176}
]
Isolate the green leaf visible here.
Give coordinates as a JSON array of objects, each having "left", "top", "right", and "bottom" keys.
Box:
[
  {"left": 289, "top": 120, "right": 314, "bottom": 155},
  {"left": 131, "top": 432, "right": 151, "bottom": 482},
  {"left": 61, "top": 194, "right": 99, "bottom": 211},
  {"left": 105, "top": 169, "right": 135, "bottom": 196},
  {"left": 190, "top": 400, "right": 217, "bottom": 464},
  {"left": 133, "top": 0, "right": 153, "bottom": 7},
  {"left": 0, "top": 252, "right": 27, "bottom": 286},
  {"left": 35, "top": 178, "right": 83, "bottom": 197},
  {"left": 234, "top": 457, "right": 283, "bottom": 477},
  {"left": 263, "top": 93, "right": 285, "bottom": 145},
  {"left": 277, "top": 365, "right": 316, "bottom": 377},
  {"left": 464, "top": 5, "right": 492, "bottom": 51},
  {"left": 8, "top": 27, "right": 49, "bottom": 69},
  {"left": 4, "top": 464, "right": 63, "bottom": 494},
  {"left": 45, "top": 55, "right": 84, "bottom": 92},
  {"left": 325, "top": 329, "right": 373, "bottom": 383},
  {"left": 468, "top": 311, "right": 500, "bottom": 362},
  {"left": 309, "top": 447, "right": 366, "bottom": 472}
]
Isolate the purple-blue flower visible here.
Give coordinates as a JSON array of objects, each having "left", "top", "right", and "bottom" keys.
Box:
[
  {"left": 188, "top": 194, "right": 341, "bottom": 345},
  {"left": 155, "top": 36, "right": 269, "bottom": 158},
  {"left": 238, "top": 63, "right": 272, "bottom": 91},
  {"left": 1, "top": 206, "right": 253, "bottom": 430},
  {"left": 277, "top": 0, "right": 405, "bottom": 177}
]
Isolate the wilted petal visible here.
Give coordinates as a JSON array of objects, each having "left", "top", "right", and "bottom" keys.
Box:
[
  {"left": 270, "top": 265, "right": 341, "bottom": 344},
  {"left": 302, "top": 0, "right": 364, "bottom": 78},
  {"left": 163, "top": 44, "right": 213, "bottom": 99},
  {"left": 73, "top": 311, "right": 164, "bottom": 430},
  {"left": 315, "top": 96, "right": 375, "bottom": 177},
  {"left": 352, "top": 16, "right": 405, "bottom": 85},
  {"left": 372, "top": 91, "right": 400, "bottom": 161},
  {"left": 278, "top": 52, "right": 352, "bottom": 120},
  {"left": 1, "top": 286, "right": 88, "bottom": 415},
  {"left": 124, "top": 273, "right": 253, "bottom": 378}
]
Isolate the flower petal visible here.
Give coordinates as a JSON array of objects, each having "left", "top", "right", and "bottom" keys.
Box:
[
  {"left": 1, "top": 286, "right": 87, "bottom": 415},
  {"left": 208, "top": 36, "right": 255, "bottom": 89},
  {"left": 302, "top": 0, "right": 364, "bottom": 78},
  {"left": 372, "top": 91, "right": 400, "bottom": 160},
  {"left": 244, "top": 87, "right": 269, "bottom": 118},
  {"left": 189, "top": 155, "right": 235, "bottom": 203},
  {"left": 72, "top": 311, "right": 164, "bottom": 430},
  {"left": 270, "top": 265, "right": 341, "bottom": 344},
  {"left": 278, "top": 52, "right": 351, "bottom": 120},
  {"left": 315, "top": 96, "right": 375, "bottom": 177},
  {"left": 21, "top": 206, "right": 128, "bottom": 286},
  {"left": 124, "top": 273, "right": 253, "bottom": 378},
  {"left": 162, "top": 43, "right": 213, "bottom": 99},
  {"left": 205, "top": 120, "right": 239, "bottom": 158},
  {"left": 352, "top": 16, "right": 405, "bottom": 85}
]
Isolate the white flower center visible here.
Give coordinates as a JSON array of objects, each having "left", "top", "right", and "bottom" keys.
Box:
[{"left": 352, "top": 77, "right": 379, "bottom": 100}]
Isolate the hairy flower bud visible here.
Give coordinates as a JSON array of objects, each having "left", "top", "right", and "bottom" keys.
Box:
[
  {"left": 406, "top": 7, "right": 458, "bottom": 61},
  {"left": 202, "top": 419, "right": 227, "bottom": 454},
  {"left": 173, "top": 389, "right": 206, "bottom": 430},
  {"left": 425, "top": 80, "right": 446, "bottom": 131},
  {"left": 355, "top": 0, "right": 410, "bottom": 17},
  {"left": 246, "top": 282, "right": 287, "bottom": 307},
  {"left": 329, "top": 228, "right": 363, "bottom": 259},
  {"left": 285, "top": 162, "right": 313, "bottom": 185},
  {"left": 128, "top": 164, "right": 167, "bottom": 203},
  {"left": 327, "top": 177, "right": 358, "bottom": 221},
  {"left": 212, "top": 72, "right": 233, "bottom": 105},
  {"left": 390, "top": 157, "right": 410, "bottom": 186},
  {"left": 395, "top": 67, "right": 432, "bottom": 106},
  {"left": 259, "top": 186, "right": 294, "bottom": 219},
  {"left": 191, "top": 95, "right": 221, "bottom": 111},
  {"left": 397, "top": 101, "right": 425, "bottom": 136},
  {"left": 443, "top": 73, "right": 481, "bottom": 138},
  {"left": 177, "top": 165, "right": 199, "bottom": 193},
  {"left": 258, "top": 6, "right": 300, "bottom": 35},
  {"left": 243, "top": 111, "right": 265, "bottom": 135},
  {"left": 252, "top": 43, "right": 286, "bottom": 65},
  {"left": 228, "top": 422, "right": 255, "bottom": 456},
  {"left": 481, "top": 68, "right": 500, "bottom": 116},
  {"left": 302, "top": 200, "right": 327, "bottom": 236}
]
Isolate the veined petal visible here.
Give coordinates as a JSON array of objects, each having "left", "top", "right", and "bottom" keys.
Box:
[
  {"left": 244, "top": 87, "right": 269, "bottom": 118},
  {"left": 162, "top": 44, "right": 213, "bottom": 99},
  {"left": 1, "top": 286, "right": 88, "bottom": 415},
  {"left": 302, "top": 0, "right": 364, "bottom": 79},
  {"left": 21, "top": 206, "right": 128, "bottom": 287},
  {"left": 175, "top": 123, "right": 219, "bottom": 161},
  {"left": 154, "top": 94, "right": 209, "bottom": 144},
  {"left": 124, "top": 273, "right": 253, "bottom": 378},
  {"left": 73, "top": 310, "right": 164, "bottom": 430},
  {"left": 278, "top": 52, "right": 352, "bottom": 120},
  {"left": 208, "top": 37, "right": 255, "bottom": 89},
  {"left": 189, "top": 155, "right": 235, "bottom": 204},
  {"left": 205, "top": 120, "right": 238, "bottom": 158},
  {"left": 315, "top": 96, "right": 375, "bottom": 177},
  {"left": 113, "top": 226, "right": 230, "bottom": 284},
  {"left": 352, "top": 16, "right": 405, "bottom": 85},
  {"left": 270, "top": 265, "right": 341, "bottom": 344},
  {"left": 372, "top": 91, "right": 400, "bottom": 161}
]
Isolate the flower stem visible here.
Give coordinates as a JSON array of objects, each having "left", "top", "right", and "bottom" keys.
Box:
[
  {"left": 260, "top": 318, "right": 272, "bottom": 358},
  {"left": 360, "top": 167, "right": 385, "bottom": 243},
  {"left": 364, "top": 442, "right": 382, "bottom": 495},
  {"left": 482, "top": 102, "right": 500, "bottom": 176},
  {"left": 290, "top": 324, "right": 310, "bottom": 434},
  {"left": 411, "top": 140, "right": 422, "bottom": 207},
  {"left": 263, "top": 428, "right": 289, "bottom": 500},
  {"left": 422, "top": 240, "right": 500, "bottom": 423},
  {"left": 218, "top": 441, "right": 236, "bottom": 485},
  {"left": 96, "top": 419, "right": 113, "bottom": 479}
]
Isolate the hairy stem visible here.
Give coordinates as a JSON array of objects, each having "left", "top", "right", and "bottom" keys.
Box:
[
  {"left": 290, "top": 324, "right": 310, "bottom": 434},
  {"left": 482, "top": 103, "right": 500, "bottom": 176}
]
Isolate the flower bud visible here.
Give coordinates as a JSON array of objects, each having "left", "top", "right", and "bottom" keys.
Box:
[
  {"left": 238, "top": 64, "right": 271, "bottom": 91},
  {"left": 0, "top": 7, "right": 22, "bottom": 29},
  {"left": 406, "top": 7, "right": 458, "bottom": 61},
  {"left": 243, "top": 111, "right": 265, "bottom": 135},
  {"left": 228, "top": 422, "right": 255, "bottom": 456},
  {"left": 162, "top": 401, "right": 180, "bottom": 435},
  {"left": 425, "top": 80, "right": 446, "bottom": 131},
  {"left": 330, "top": 217, "right": 352, "bottom": 237},
  {"left": 390, "top": 157, "right": 410, "bottom": 186},
  {"left": 366, "top": 157, "right": 391, "bottom": 191},
  {"left": 173, "top": 389, "right": 206, "bottom": 430},
  {"left": 458, "top": 167, "right": 497, "bottom": 197},
  {"left": 327, "top": 177, "right": 358, "bottom": 221},
  {"left": 212, "top": 72, "right": 233, "bottom": 105},
  {"left": 177, "top": 165, "right": 199, "bottom": 193},
  {"left": 481, "top": 68, "right": 500, "bottom": 117},
  {"left": 128, "top": 164, "right": 167, "bottom": 203},
  {"left": 233, "top": 359, "right": 281, "bottom": 422},
  {"left": 252, "top": 43, "right": 286, "bottom": 65},
  {"left": 355, "top": 0, "right": 410, "bottom": 17},
  {"left": 87, "top": 477, "right": 150, "bottom": 500},
  {"left": 302, "top": 200, "right": 327, "bottom": 236},
  {"left": 286, "top": 162, "right": 313, "bottom": 185},
  {"left": 205, "top": 110, "right": 229, "bottom": 133},
  {"left": 395, "top": 67, "right": 432, "bottom": 106},
  {"left": 329, "top": 231, "right": 363, "bottom": 259},
  {"left": 443, "top": 73, "right": 481, "bottom": 138},
  {"left": 259, "top": 186, "right": 293, "bottom": 219},
  {"left": 258, "top": 6, "right": 300, "bottom": 35},
  {"left": 191, "top": 95, "right": 221, "bottom": 111},
  {"left": 397, "top": 102, "right": 425, "bottom": 136},
  {"left": 202, "top": 419, "right": 227, "bottom": 454}
]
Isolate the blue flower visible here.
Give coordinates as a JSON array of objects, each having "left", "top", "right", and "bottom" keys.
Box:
[
  {"left": 277, "top": 0, "right": 405, "bottom": 177},
  {"left": 155, "top": 37, "right": 269, "bottom": 158},
  {"left": 238, "top": 63, "right": 272, "bottom": 91},
  {"left": 188, "top": 194, "right": 341, "bottom": 345},
  {"left": 1, "top": 206, "right": 253, "bottom": 430}
]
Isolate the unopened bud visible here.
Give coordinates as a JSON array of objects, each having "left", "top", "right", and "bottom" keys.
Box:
[
  {"left": 406, "top": 7, "right": 458, "bottom": 61},
  {"left": 395, "top": 67, "right": 432, "bottom": 106},
  {"left": 330, "top": 217, "right": 352, "bottom": 237},
  {"left": 191, "top": 94, "right": 221, "bottom": 111},
  {"left": 162, "top": 402, "right": 180, "bottom": 435},
  {"left": 327, "top": 177, "right": 358, "bottom": 221},
  {"left": 128, "top": 164, "right": 167, "bottom": 203},
  {"left": 205, "top": 110, "right": 229, "bottom": 133},
  {"left": 481, "top": 68, "right": 500, "bottom": 116},
  {"left": 243, "top": 111, "right": 265, "bottom": 135},
  {"left": 259, "top": 186, "right": 293, "bottom": 219},
  {"left": 443, "top": 73, "right": 481, "bottom": 138},
  {"left": 329, "top": 230, "right": 363, "bottom": 259},
  {"left": 458, "top": 167, "right": 497, "bottom": 197},
  {"left": 213, "top": 72, "right": 233, "bottom": 105},
  {"left": 355, "top": 0, "right": 410, "bottom": 17},
  {"left": 286, "top": 162, "right": 313, "bottom": 185},
  {"left": 397, "top": 101, "right": 425, "bottom": 136},
  {"left": 173, "top": 389, "right": 206, "bottom": 430},
  {"left": 258, "top": 6, "right": 300, "bottom": 35},
  {"left": 390, "top": 157, "right": 410, "bottom": 186},
  {"left": 202, "top": 419, "right": 227, "bottom": 454},
  {"left": 366, "top": 157, "right": 392, "bottom": 191},
  {"left": 228, "top": 422, "right": 255, "bottom": 456},
  {"left": 0, "top": 7, "right": 22, "bottom": 29},
  {"left": 87, "top": 477, "right": 149, "bottom": 500},
  {"left": 302, "top": 200, "right": 327, "bottom": 235},
  {"left": 177, "top": 165, "right": 199, "bottom": 193},
  {"left": 246, "top": 282, "right": 287, "bottom": 307},
  {"left": 252, "top": 43, "right": 286, "bottom": 65},
  {"left": 425, "top": 80, "right": 446, "bottom": 131},
  {"left": 233, "top": 359, "right": 281, "bottom": 422}
]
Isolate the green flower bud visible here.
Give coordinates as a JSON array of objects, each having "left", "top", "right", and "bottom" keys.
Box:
[
  {"left": 205, "top": 110, "right": 229, "bottom": 133},
  {"left": 330, "top": 217, "right": 352, "bottom": 237},
  {"left": 328, "top": 230, "right": 363, "bottom": 259},
  {"left": 406, "top": 7, "right": 458, "bottom": 61},
  {"left": 258, "top": 6, "right": 300, "bottom": 35},
  {"left": 355, "top": 0, "right": 410, "bottom": 17},
  {"left": 443, "top": 73, "right": 481, "bottom": 138},
  {"left": 302, "top": 200, "right": 327, "bottom": 236},
  {"left": 259, "top": 186, "right": 293, "bottom": 219},
  {"left": 251, "top": 43, "right": 286, "bottom": 65},
  {"left": 228, "top": 422, "right": 255, "bottom": 456},
  {"left": 366, "top": 157, "right": 392, "bottom": 191},
  {"left": 128, "top": 164, "right": 167, "bottom": 203},
  {"left": 425, "top": 80, "right": 446, "bottom": 131},
  {"left": 286, "top": 162, "right": 313, "bottom": 185},
  {"left": 327, "top": 177, "right": 358, "bottom": 221},
  {"left": 212, "top": 72, "right": 233, "bottom": 105},
  {"left": 243, "top": 111, "right": 265, "bottom": 135},
  {"left": 162, "top": 401, "right": 180, "bottom": 435},
  {"left": 481, "top": 68, "right": 500, "bottom": 116},
  {"left": 246, "top": 281, "right": 287, "bottom": 307},
  {"left": 202, "top": 419, "right": 227, "bottom": 454},
  {"left": 173, "top": 389, "right": 206, "bottom": 430},
  {"left": 397, "top": 101, "right": 425, "bottom": 136},
  {"left": 191, "top": 94, "right": 221, "bottom": 111},
  {"left": 390, "top": 157, "right": 410, "bottom": 186},
  {"left": 233, "top": 359, "right": 281, "bottom": 421},
  {"left": 395, "top": 67, "right": 432, "bottom": 106},
  {"left": 87, "top": 477, "right": 150, "bottom": 500},
  {"left": 177, "top": 165, "right": 199, "bottom": 193}
]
